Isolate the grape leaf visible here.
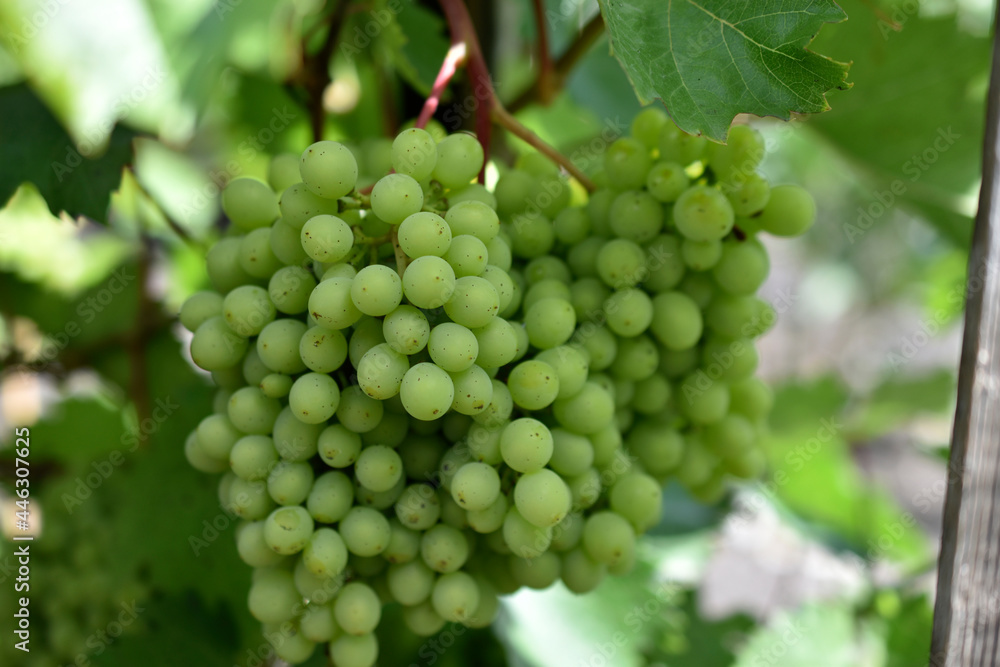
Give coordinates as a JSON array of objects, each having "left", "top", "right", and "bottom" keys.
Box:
[
  {"left": 598, "top": 0, "right": 852, "bottom": 141},
  {"left": 377, "top": 0, "right": 451, "bottom": 96}
]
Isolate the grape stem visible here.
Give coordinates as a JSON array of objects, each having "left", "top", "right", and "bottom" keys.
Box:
[
  {"left": 391, "top": 226, "right": 410, "bottom": 277},
  {"left": 416, "top": 42, "right": 468, "bottom": 130},
  {"left": 435, "top": 0, "right": 596, "bottom": 192},
  {"left": 508, "top": 12, "right": 605, "bottom": 114},
  {"left": 529, "top": 0, "right": 555, "bottom": 105}
]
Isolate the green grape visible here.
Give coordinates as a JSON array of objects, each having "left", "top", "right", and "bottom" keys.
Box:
[
  {"left": 420, "top": 524, "right": 469, "bottom": 573},
  {"left": 507, "top": 359, "right": 560, "bottom": 410},
  {"left": 387, "top": 559, "right": 435, "bottom": 605},
  {"left": 445, "top": 200, "right": 500, "bottom": 243},
  {"left": 702, "top": 337, "right": 758, "bottom": 382},
  {"left": 678, "top": 373, "right": 730, "bottom": 424},
  {"left": 383, "top": 518, "right": 421, "bottom": 563},
  {"left": 604, "top": 288, "right": 654, "bottom": 338},
  {"left": 228, "top": 387, "right": 281, "bottom": 435},
  {"left": 582, "top": 511, "right": 635, "bottom": 566},
  {"left": 299, "top": 325, "right": 347, "bottom": 374},
  {"left": 190, "top": 316, "right": 248, "bottom": 371},
  {"left": 399, "top": 362, "right": 454, "bottom": 420},
  {"left": 514, "top": 469, "right": 571, "bottom": 528},
  {"left": 710, "top": 124, "right": 766, "bottom": 180},
  {"left": 255, "top": 319, "right": 307, "bottom": 374},
  {"left": 336, "top": 385, "right": 385, "bottom": 433},
  {"left": 205, "top": 237, "right": 252, "bottom": 293},
  {"left": 650, "top": 292, "right": 702, "bottom": 350},
  {"left": 673, "top": 185, "right": 735, "bottom": 242},
  {"left": 728, "top": 376, "right": 774, "bottom": 419},
  {"left": 329, "top": 633, "right": 378, "bottom": 667},
  {"left": 678, "top": 271, "right": 715, "bottom": 309},
  {"left": 525, "top": 256, "right": 572, "bottom": 286},
  {"left": 644, "top": 234, "right": 685, "bottom": 292},
  {"left": 548, "top": 428, "right": 594, "bottom": 477},
  {"left": 307, "top": 471, "right": 354, "bottom": 523},
  {"left": 575, "top": 324, "right": 617, "bottom": 372},
  {"left": 355, "top": 473, "right": 405, "bottom": 510},
  {"left": 272, "top": 406, "right": 322, "bottom": 461},
  {"left": 299, "top": 602, "right": 340, "bottom": 643},
  {"left": 561, "top": 547, "right": 606, "bottom": 594},
  {"left": 350, "top": 264, "right": 402, "bottom": 316},
  {"left": 659, "top": 123, "right": 707, "bottom": 166},
  {"left": 503, "top": 506, "right": 552, "bottom": 559},
  {"left": 317, "top": 424, "right": 363, "bottom": 469},
  {"left": 303, "top": 527, "right": 349, "bottom": 579},
  {"left": 631, "top": 106, "right": 668, "bottom": 148},
  {"left": 236, "top": 521, "right": 285, "bottom": 567},
  {"left": 227, "top": 478, "right": 274, "bottom": 519},
  {"left": 288, "top": 372, "right": 341, "bottom": 424},
  {"left": 467, "top": 493, "right": 508, "bottom": 533},
  {"left": 552, "top": 207, "right": 590, "bottom": 245},
  {"left": 712, "top": 240, "right": 769, "bottom": 295},
  {"left": 567, "top": 468, "right": 602, "bottom": 510},
  {"left": 500, "top": 418, "right": 553, "bottom": 473},
  {"left": 195, "top": 413, "right": 242, "bottom": 461},
  {"left": 566, "top": 236, "right": 606, "bottom": 278},
  {"left": 552, "top": 382, "right": 614, "bottom": 435},
  {"left": 322, "top": 263, "right": 359, "bottom": 281},
  {"left": 180, "top": 290, "right": 224, "bottom": 332},
  {"left": 480, "top": 265, "right": 515, "bottom": 312},
  {"left": 535, "top": 345, "right": 589, "bottom": 398},
  {"left": 444, "top": 234, "right": 488, "bottom": 277},
  {"left": 444, "top": 276, "right": 500, "bottom": 328},
  {"left": 449, "top": 461, "right": 501, "bottom": 511},
  {"left": 355, "top": 445, "right": 403, "bottom": 493},
  {"left": 523, "top": 279, "right": 572, "bottom": 311},
  {"left": 611, "top": 335, "right": 659, "bottom": 381},
  {"left": 309, "top": 277, "right": 362, "bottom": 330},
  {"left": 268, "top": 153, "right": 301, "bottom": 193},
  {"left": 300, "top": 141, "right": 358, "bottom": 199},
  {"left": 382, "top": 305, "right": 430, "bottom": 355},
  {"left": 279, "top": 182, "right": 342, "bottom": 229},
  {"left": 569, "top": 277, "right": 610, "bottom": 321},
  {"left": 627, "top": 421, "right": 683, "bottom": 476},
  {"left": 525, "top": 298, "right": 576, "bottom": 349},
  {"left": 185, "top": 431, "right": 228, "bottom": 473},
  {"left": 509, "top": 550, "right": 561, "bottom": 590},
  {"left": 239, "top": 227, "right": 283, "bottom": 279},
  {"left": 449, "top": 365, "right": 493, "bottom": 415},
  {"left": 449, "top": 183, "right": 498, "bottom": 209},
  {"left": 267, "top": 460, "right": 314, "bottom": 506},
  {"left": 703, "top": 413, "right": 756, "bottom": 458},
  {"left": 348, "top": 316, "right": 388, "bottom": 368},
  {"left": 357, "top": 343, "right": 409, "bottom": 400},
  {"left": 230, "top": 435, "right": 279, "bottom": 481},
  {"left": 398, "top": 435, "right": 446, "bottom": 480},
  {"left": 549, "top": 512, "right": 584, "bottom": 551},
  {"left": 339, "top": 506, "right": 391, "bottom": 557},
  {"left": 263, "top": 505, "right": 314, "bottom": 555},
  {"left": 222, "top": 285, "right": 275, "bottom": 337},
  {"left": 268, "top": 266, "right": 316, "bottom": 315},
  {"left": 301, "top": 214, "right": 354, "bottom": 263},
  {"left": 433, "top": 132, "right": 484, "bottom": 188},
  {"left": 604, "top": 137, "right": 650, "bottom": 190},
  {"left": 363, "top": 137, "right": 394, "bottom": 179},
  {"left": 270, "top": 220, "right": 309, "bottom": 266},
  {"left": 725, "top": 172, "right": 771, "bottom": 216},
  {"left": 437, "top": 445, "right": 473, "bottom": 491},
  {"left": 494, "top": 169, "right": 534, "bottom": 216},
  {"left": 609, "top": 472, "right": 662, "bottom": 531},
  {"left": 646, "top": 161, "right": 689, "bottom": 202},
  {"left": 392, "top": 127, "right": 438, "bottom": 181},
  {"left": 507, "top": 211, "right": 555, "bottom": 259},
  {"left": 465, "top": 421, "right": 503, "bottom": 465},
  {"left": 426, "top": 322, "right": 479, "bottom": 372},
  {"left": 590, "top": 423, "right": 623, "bottom": 469},
  {"left": 631, "top": 374, "right": 671, "bottom": 414},
  {"left": 402, "top": 255, "right": 456, "bottom": 309},
  {"left": 333, "top": 582, "right": 381, "bottom": 635},
  {"left": 681, "top": 238, "right": 722, "bottom": 270},
  {"left": 431, "top": 571, "right": 480, "bottom": 623},
  {"left": 485, "top": 235, "right": 513, "bottom": 271},
  {"left": 247, "top": 568, "right": 300, "bottom": 623},
  {"left": 704, "top": 293, "right": 758, "bottom": 339},
  {"left": 398, "top": 211, "right": 452, "bottom": 258},
  {"left": 222, "top": 177, "right": 279, "bottom": 230},
  {"left": 402, "top": 601, "right": 446, "bottom": 637},
  {"left": 609, "top": 191, "right": 663, "bottom": 242},
  {"left": 371, "top": 173, "right": 424, "bottom": 224},
  {"left": 395, "top": 484, "right": 441, "bottom": 530}
]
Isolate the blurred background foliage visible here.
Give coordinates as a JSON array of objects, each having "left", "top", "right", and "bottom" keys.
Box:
[{"left": 0, "top": 0, "right": 992, "bottom": 665}]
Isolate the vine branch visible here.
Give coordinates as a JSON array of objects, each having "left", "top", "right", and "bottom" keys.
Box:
[
  {"left": 491, "top": 104, "right": 595, "bottom": 192},
  {"left": 300, "top": 0, "right": 353, "bottom": 143},
  {"left": 530, "top": 0, "right": 555, "bottom": 105},
  {"left": 416, "top": 42, "right": 467, "bottom": 129}
]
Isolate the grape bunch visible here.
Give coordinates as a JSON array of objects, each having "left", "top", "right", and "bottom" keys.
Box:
[{"left": 180, "top": 108, "right": 814, "bottom": 666}]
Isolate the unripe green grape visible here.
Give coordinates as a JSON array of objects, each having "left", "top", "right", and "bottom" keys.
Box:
[
  {"left": 190, "top": 316, "right": 248, "bottom": 371},
  {"left": 534, "top": 345, "right": 587, "bottom": 398},
  {"left": 437, "top": 445, "right": 473, "bottom": 491},
  {"left": 222, "top": 285, "right": 275, "bottom": 337},
  {"left": 397, "top": 435, "right": 446, "bottom": 479},
  {"left": 631, "top": 106, "right": 668, "bottom": 148},
  {"left": 302, "top": 527, "right": 349, "bottom": 579},
  {"left": 387, "top": 559, "right": 435, "bottom": 605},
  {"left": 350, "top": 264, "right": 402, "bottom": 316},
  {"left": 267, "top": 266, "right": 315, "bottom": 315},
  {"left": 576, "top": 325, "right": 617, "bottom": 372},
  {"left": 444, "top": 276, "right": 500, "bottom": 329},
  {"left": 299, "top": 141, "right": 357, "bottom": 199},
  {"left": 582, "top": 511, "right": 635, "bottom": 566},
  {"left": 288, "top": 372, "right": 340, "bottom": 425},
  {"left": 237, "top": 227, "right": 281, "bottom": 279},
  {"left": 398, "top": 362, "right": 454, "bottom": 421},
  {"left": 547, "top": 428, "right": 594, "bottom": 478},
  {"left": 443, "top": 234, "right": 488, "bottom": 277},
  {"left": 228, "top": 386, "right": 281, "bottom": 434},
  {"left": 590, "top": 423, "right": 623, "bottom": 469},
  {"left": 713, "top": 239, "right": 769, "bottom": 295},
  {"left": 725, "top": 172, "right": 771, "bottom": 216},
  {"left": 371, "top": 173, "right": 424, "bottom": 224},
  {"left": 566, "top": 468, "right": 602, "bottom": 510},
  {"left": 316, "top": 424, "right": 361, "bottom": 469},
  {"left": 333, "top": 582, "right": 381, "bottom": 636},
  {"left": 627, "top": 421, "right": 683, "bottom": 476},
  {"left": 269, "top": 220, "right": 308, "bottom": 267},
  {"left": 646, "top": 161, "right": 689, "bottom": 202},
  {"left": 473, "top": 378, "right": 514, "bottom": 429},
  {"left": 485, "top": 235, "right": 513, "bottom": 271},
  {"left": 508, "top": 550, "right": 561, "bottom": 591},
  {"left": 569, "top": 277, "right": 610, "bottom": 322},
  {"left": 300, "top": 214, "right": 354, "bottom": 263},
  {"left": 237, "top": 521, "right": 285, "bottom": 567},
  {"left": 272, "top": 407, "right": 323, "bottom": 461},
  {"left": 565, "top": 236, "right": 605, "bottom": 278},
  {"left": 631, "top": 374, "right": 672, "bottom": 414},
  {"left": 524, "top": 279, "right": 572, "bottom": 312},
  {"left": 604, "top": 137, "right": 650, "bottom": 190},
  {"left": 185, "top": 431, "right": 227, "bottom": 473},
  {"left": 402, "top": 255, "right": 456, "bottom": 309},
  {"left": 503, "top": 506, "right": 552, "bottom": 559},
  {"left": 728, "top": 376, "right": 774, "bottom": 419},
  {"left": 267, "top": 460, "right": 314, "bottom": 506},
  {"left": 500, "top": 418, "right": 553, "bottom": 473},
  {"left": 279, "top": 182, "right": 341, "bottom": 229},
  {"left": 255, "top": 319, "right": 307, "bottom": 375},
  {"left": 348, "top": 316, "right": 387, "bottom": 369},
  {"left": 650, "top": 291, "right": 702, "bottom": 350},
  {"left": 329, "top": 632, "right": 378, "bottom": 667},
  {"left": 230, "top": 435, "right": 279, "bottom": 481},
  {"left": 398, "top": 211, "right": 451, "bottom": 258},
  {"left": 507, "top": 359, "right": 560, "bottom": 410},
  {"left": 710, "top": 124, "right": 766, "bottom": 182},
  {"left": 322, "top": 262, "right": 359, "bottom": 281},
  {"left": 392, "top": 127, "right": 438, "bottom": 181},
  {"left": 449, "top": 183, "right": 498, "bottom": 210},
  {"left": 673, "top": 185, "right": 735, "bottom": 242},
  {"left": 596, "top": 239, "right": 646, "bottom": 289},
  {"left": 247, "top": 568, "right": 300, "bottom": 623},
  {"left": 550, "top": 207, "right": 589, "bottom": 245},
  {"left": 382, "top": 518, "right": 421, "bottom": 564},
  {"left": 507, "top": 211, "right": 555, "bottom": 259},
  {"left": 263, "top": 505, "right": 314, "bottom": 555},
  {"left": 610, "top": 472, "right": 662, "bottom": 531},
  {"left": 267, "top": 152, "right": 300, "bottom": 192},
  {"left": 610, "top": 190, "right": 663, "bottom": 242},
  {"left": 604, "top": 288, "right": 654, "bottom": 338},
  {"left": 307, "top": 471, "right": 354, "bottom": 523},
  {"left": 206, "top": 238, "right": 252, "bottom": 294},
  {"left": 180, "top": 291, "right": 224, "bottom": 332},
  {"left": 299, "top": 325, "right": 347, "bottom": 374},
  {"left": 525, "top": 298, "right": 576, "bottom": 350},
  {"left": 678, "top": 374, "right": 730, "bottom": 424},
  {"left": 611, "top": 335, "right": 659, "bottom": 382},
  {"left": 494, "top": 169, "right": 535, "bottom": 216},
  {"left": 644, "top": 233, "right": 685, "bottom": 292},
  {"left": 355, "top": 473, "right": 405, "bottom": 510},
  {"left": 395, "top": 483, "right": 441, "bottom": 530},
  {"left": 467, "top": 493, "right": 508, "bottom": 534},
  {"left": 449, "top": 364, "right": 493, "bottom": 415},
  {"left": 335, "top": 385, "right": 384, "bottom": 433},
  {"left": 659, "top": 123, "right": 707, "bottom": 165},
  {"left": 431, "top": 571, "right": 480, "bottom": 623},
  {"left": 309, "top": 277, "right": 362, "bottom": 330},
  {"left": 339, "top": 506, "right": 391, "bottom": 557},
  {"left": 702, "top": 336, "right": 758, "bottom": 382},
  {"left": 222, "top": 177, "right": 280, "bottom": 232},
  {"left": 354, "top": 445, "right": 403, "bottom": 493},
  {"left": 433, "top": 132, "right": 484, "bottom": 188},
  {"left": 227, "top": 478, "right": 274, "bottom": 519},
  {"left": 299, "top": 602, "right": 340, "bottom": 644},
  {"left": 675, "top": 436, "right": 719, "bottom": 488},
  {"left": 681, "top": 238, "right": 723, "bottom": 271},
  {"left": 480, "top": 265, "right": 515, "bottom": 313},
  {"left": 514, "top": 469, "right": 571, "bottom": 528},
  {"left": 553, "top": 382, "right": 614, "bottom": 435},
  {"left": 195, "top": 413, "right": 241, "bottom": 461},
  {"left": 705, "top": 293, "right": 758, "bottom": 339},
  {"left": 420, "top": 524, "right": 469, "bottom": 573},
  {"left": 561, "top": 547, "right": 606, "bottom": 594},
  {"left": 425, "top": 322, "right": 478, "bottom": 372},
  {"left": 355, "top": 343, "right": 407, "bottom": 400},
  {"left": 449, "top": 461, "right": 501, "bottom": 511},
  {"left": 704, "top": 412, "right": 756, "bottom": 458},
  {"left": 445, "top": 200, "right": 500, "bottom": 243},
  {"left": 525, "top": 255, "right": 572, "bottom": 286}
]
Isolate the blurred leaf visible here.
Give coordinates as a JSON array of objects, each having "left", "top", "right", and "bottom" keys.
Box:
[
  {"left": 379, "top": 0, "right": 451, "bottom": 96},
  {"left": 768, "top": 375, "right": 850, "bottom": 437},
  {"left": 849, "top": 369, "right": 955, "bottom": 439},
  {"left": 645, "top": 591, "right": 754, "bottom": 667},
  {"left": 599, "top": 0, "right": 851, "bottom": 141},
  {"left": 566, "top": 34, "right": 642, "bottom": 142},
  {"left": 922, "top": 248, "right": 969, "bottom": 325},
  {"left": 809, "top": 0, "right": 988, "bottom": 246},
  {"left": 884, "top": 594, "right": 934, "bottom": 667},
  {"left": 26, "top": 397, "right": 127, "bottom": 466},
  {"left": 0, "top": 184, "right": 132, "bottom": 295},
  {"left": 733, "top": 603, "right": 857, "bottom": 666},
  {"left": 0, "top": 85, "right": 138, "bottom": 222}
]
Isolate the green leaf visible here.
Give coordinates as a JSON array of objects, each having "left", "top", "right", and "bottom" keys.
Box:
[
  {"left": 734, "top": 603, "right": 858, "bottom": 666},
  {"left": 808, "top": 0, "right": 989, "bottom": 246},
  {"left": 378, "top": 0, "right": 451, "bottom": 96},
  {"left": 884, "top": 594, "right": 934, "bottom": 667},
  {"left": 599, "top": 0, "right": 851, "bottom": 141},
  {"left": 22, "top": 397, "right": 127, "bottom": 467},
  {"left": 848, "top": 369, "right": 955, "bottom": 440},
  {"left": 644, "top": 591, "right": 755, "bottom": 667},
  {"left": 0, "top": 84, "right": 137, "bottom": 222}
]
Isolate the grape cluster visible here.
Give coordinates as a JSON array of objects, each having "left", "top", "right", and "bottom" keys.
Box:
[{"left": 181, "top": 108, "right": 813, "bottom": 666}]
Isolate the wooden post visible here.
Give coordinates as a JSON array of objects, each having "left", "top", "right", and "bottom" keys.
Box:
[{"left": 931, "top": 12, "right": 1000, "bottom": 667}]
